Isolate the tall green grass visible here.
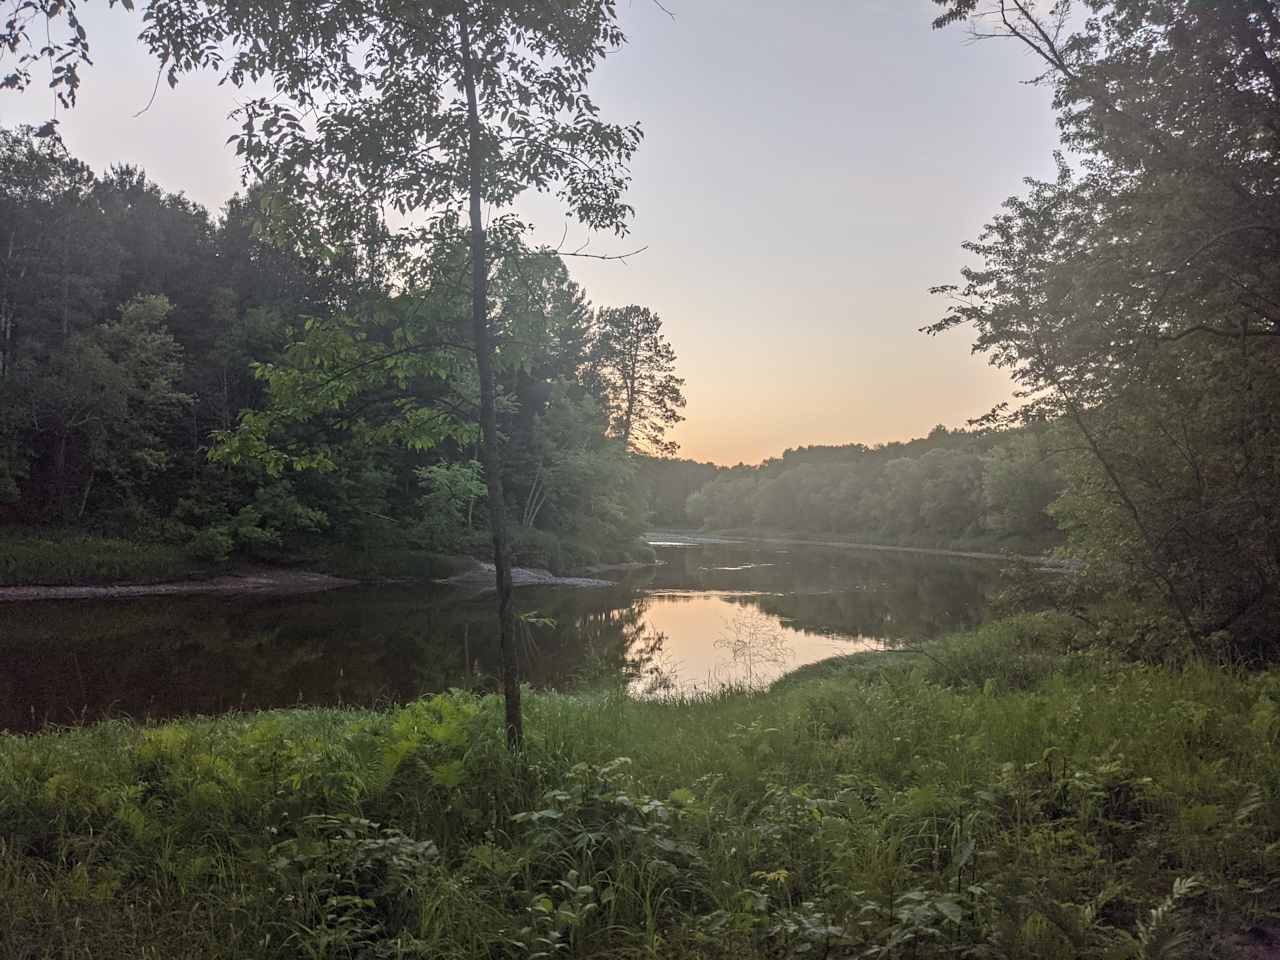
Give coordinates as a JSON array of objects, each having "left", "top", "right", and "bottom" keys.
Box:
[{"left": 1, "top": 614, "right": 1277, "bottom": 958}]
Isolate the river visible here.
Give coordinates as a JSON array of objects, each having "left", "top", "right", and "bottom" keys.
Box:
[{"left": 0, "top": 539, "right": 1003, "bottom": 732}]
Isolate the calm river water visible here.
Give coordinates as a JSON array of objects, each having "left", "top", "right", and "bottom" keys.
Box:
[{"left": 0, "top": 540, "right": 1002, "bottom": 732}]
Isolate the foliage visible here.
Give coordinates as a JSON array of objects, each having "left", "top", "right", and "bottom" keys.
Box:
[
  {"left": 0, "top": 125, "right": 668, "bottom": 579},
  {"left": 509, "top": 384, "right": 647, "bottom": 555},
  {"left": 23, "top": 294, "right": 190, "bottom": 520},
  {"left": 105, "top": 0, "right": 651, "bottom": 746},
  {"left": 687, "top": 425, "right": 1063, "bottom": 552},
  {"left": 587, "top": 305, "right": 686, "bottom": 456},
  {"left": 0, "top": 529, "right": 208, "bottom": 586},
  {"left": 1, "top": 617, "right": 1278, "bottom": 957},
  {"left": 929, "top": 1, "right": 1280, "bottom": 658},
  {"left": 633, "top": 455, "right": 721, "bottom": 528},
  {"left": 417, "top": 461, "right": 488, "bottom": 554},
  {"left": 715, "top": 607, "right": 792, "bottom": 686}
]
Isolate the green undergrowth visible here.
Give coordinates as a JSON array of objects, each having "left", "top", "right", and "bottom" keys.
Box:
[
  {"left": 703, "top": 527, "right": 1062, "bottom": 558},
  {"left": 294, "top": 544, "right": 480, "bottom": 581},
  {"left": 0, "top": 530, "right": 213, "bottom": 586},
  {"left": 2, "top": 615, "right": 1278, "bottom": 958},
  {"left": 0, "top": 527, "right": 648, "bottom": 587}
]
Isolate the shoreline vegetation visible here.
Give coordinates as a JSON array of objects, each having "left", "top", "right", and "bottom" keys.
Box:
[
  {"left": 0, "top": 526, "right": 1058, "bottom": 599},
  {"left": 0, "top": 555, "right": 625, "bottom": 602},
  {"left": 3, "top": 613, "right": 1277, "bottom": 958},
  {"left": 648, "top": 528, "right": 1071, "bottom": 566},
  {"left": 0, "top": 528, "right": 660, "bottom": 596}
]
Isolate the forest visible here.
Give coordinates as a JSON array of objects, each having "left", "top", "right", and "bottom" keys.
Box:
[
  {"left": 2, "top": 1, "right": 1280, "bottom": 958},
  {"left": 0, "top": 126, "right": 686, "bottom": 576},
  {"left": 684, "top": 426, "right": 1062, "bottom": 552}
]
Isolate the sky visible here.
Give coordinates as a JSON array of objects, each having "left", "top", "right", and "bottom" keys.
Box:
[{"left": 3, "top": 0, "right": 1061, "bottom": 466}]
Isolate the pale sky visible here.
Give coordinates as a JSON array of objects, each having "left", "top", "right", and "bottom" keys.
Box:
[{"left": 3, "top": 1, "right": 1060, "bottom": 465}]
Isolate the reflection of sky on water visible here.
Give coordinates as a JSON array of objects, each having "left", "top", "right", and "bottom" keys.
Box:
[
  {"left": 628, "top": 590, "right": 881, "bottom": 697},
  {"left": 0, "top": 541, "right": 998, "bottom": 730}
]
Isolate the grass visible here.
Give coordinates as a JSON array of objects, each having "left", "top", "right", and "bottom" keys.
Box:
[
  {"left": 1, "top": 614, "right": 1278, "bottom": 958},
  {"left": 0, "top": 530, "right": 477, "bottom": 587},
  {"left": 0, "top": 529, "right": 212, "bottom": 586}
]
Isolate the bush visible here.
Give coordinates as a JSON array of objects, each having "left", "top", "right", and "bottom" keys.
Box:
[
  {"left": 187, "top": 527, "right": 233, "bottom": 564},
  {"left": 0, "top": 529, "right": 208, "bottom": 585}
]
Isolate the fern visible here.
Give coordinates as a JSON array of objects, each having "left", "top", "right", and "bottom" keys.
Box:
[
  {"left": 1137, "top": 876, "right": 1203, "bottom": 960},
  {"left": 1233, "top": 784, "right": 1265, "bottom": 828}
]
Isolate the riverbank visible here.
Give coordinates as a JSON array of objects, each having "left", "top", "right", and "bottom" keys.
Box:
[
  {"left": 0, "top": 561, "right": 624, "bottom": 603},
  {"left": 3, "top": 614, "right": 1276, "bottom": 959},
  {"left": 0, "top": 529, "right": 646, "bottom": 600},
  {"left": 0, "top": 530, "right": 463, "bottom": 590},
  {"left": 0, "top": 567, "right": 359, "bottom": 602},
  {"left": 648, "top": 527, "right": 1073, "bottom": 565}
]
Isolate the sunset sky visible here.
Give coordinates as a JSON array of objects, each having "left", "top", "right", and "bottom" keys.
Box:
[{"left": 5, "top": 0, "right": 1060, "bottom": 465}]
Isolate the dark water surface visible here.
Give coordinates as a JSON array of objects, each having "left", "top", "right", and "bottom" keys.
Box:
[{"left": 0, "top": 541, "right": 1001, "bottom": 732}]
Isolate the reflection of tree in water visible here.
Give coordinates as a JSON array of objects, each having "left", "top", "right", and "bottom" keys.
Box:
[
  {"left": 552, "top": 595, "right": 671, "bottom": 693},
  {"left": 642, "top": 544, "right": 996, "bottom": 643},
  {"left": 715, "top": 607, "right": 792, "bottom": 686},
  {"left": 733, "top": 562, "right": 991, "bottom": 644}
]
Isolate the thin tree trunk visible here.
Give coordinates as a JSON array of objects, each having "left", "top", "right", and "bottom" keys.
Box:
[
  {"left": 54, "top": 428, "right": 69, "bottom": 519},
  {"left": 77, "top": 466, "right": 95, "bottom": 521},
  {"left": 1046, "top": 363, "right": 1198, "bottom": 635},
  {"left": 460, "top": 14, "right": 522, "bottom": 749},
  {"left": 0, "top": 306, "right": 10, "bottom": 380},
  {"left": 620, "top": 322, "right": 639, "bottom": 449},
  {"left": 2, "top": 228, "right": 18, "bottom": 380}
]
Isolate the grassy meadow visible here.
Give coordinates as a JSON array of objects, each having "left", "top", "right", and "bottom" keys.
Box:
[{"left": 1, "top": 613, "right": 1278, "bottom": 959}]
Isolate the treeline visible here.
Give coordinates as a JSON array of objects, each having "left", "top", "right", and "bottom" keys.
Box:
[
  {"left": 683, "top": 426, "right": 1062, "bottom": 551},
  {"left": 0, "top": 127, "right": 684, "bottom": 572}
]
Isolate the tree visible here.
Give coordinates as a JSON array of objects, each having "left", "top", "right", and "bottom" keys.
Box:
[
  {"left": 589, "top": 304, "right": 686, "bottom": 455},
  {"left": 417, "top": 460, "right": 487, "bottom": 553},
  {"left": 930, "top": 0, "right": 1280, "bottom": 656},
  {"left": 634, "top": 455, "right": 720, "bottom": 527},
  {"left": 0, "top": 127, "right": 116, "bottom": 382},
  {"left": 981, "top": 432, "right": 1061, "bottom": 538},
  {"left": 25, "top": 294, "right": 189, "bottom": 519},
  {"left": 2, "top": 0, "right": 645, "bottom": 744}
]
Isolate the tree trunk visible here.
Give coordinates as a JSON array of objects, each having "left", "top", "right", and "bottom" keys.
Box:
[
  {"left": 459, "top": 14, "right": 522, "bottom": 749},
  {"left": 620, "top": 322, "right": 639, "bottom": 450},
  {"left": 77, "top": 466, "right": 95, "bottom": 521},
  {"left": 0, "top": 305, "right": 11, "bottom": 380},
  {"left": 53, "top": 428, "right": 69, "bottom": 519}
]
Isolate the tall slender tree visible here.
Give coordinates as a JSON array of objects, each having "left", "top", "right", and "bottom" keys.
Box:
[
  {"left": 1, "top": 0, "right": 643, "bottom": 744},
  {"left": 589, "top": 304, "right": 686, "bottom": 455}
]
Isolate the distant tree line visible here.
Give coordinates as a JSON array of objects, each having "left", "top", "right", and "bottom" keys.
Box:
[
  {"left": 0, "top": 126, "right": 684, "bottom": 571},
  {"left": 681, "top": 426, "right": 1063, "bottom": 552}
]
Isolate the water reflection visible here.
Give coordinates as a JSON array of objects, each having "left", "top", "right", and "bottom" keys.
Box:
[{"left": 0, "top": 542, "right": 1000, "bottom": 731}]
